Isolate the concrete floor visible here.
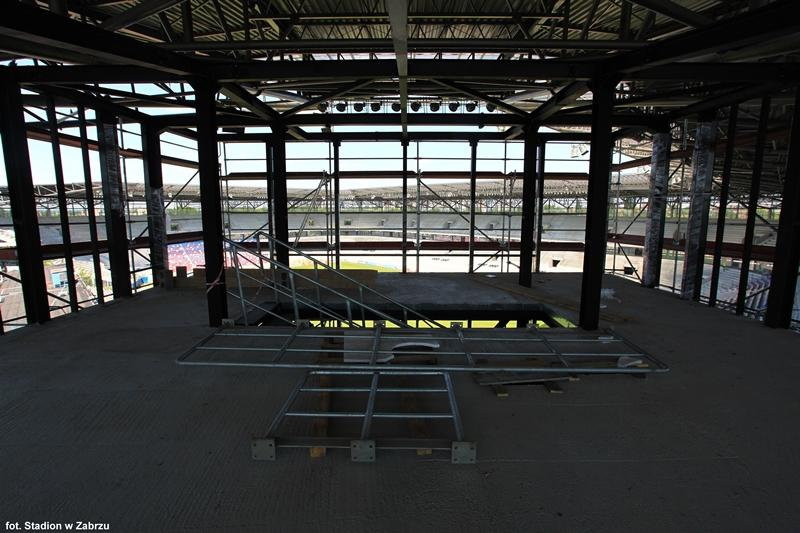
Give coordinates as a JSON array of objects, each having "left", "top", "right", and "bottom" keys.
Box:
[{"left": 1, "top": 273, "right": 798, "bottom": 531}]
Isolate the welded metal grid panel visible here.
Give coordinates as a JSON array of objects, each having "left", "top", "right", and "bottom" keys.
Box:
[
  {"left": 178, "top": 324, "right": 668, "bottom": 374},
  {"left": 254, "top": 369, "right": 469, "bottom": 462}
]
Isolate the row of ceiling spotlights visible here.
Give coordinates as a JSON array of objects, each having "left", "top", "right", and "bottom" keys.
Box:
[{"left": 317, "top": 101, "right": 497, "bottom": 113}]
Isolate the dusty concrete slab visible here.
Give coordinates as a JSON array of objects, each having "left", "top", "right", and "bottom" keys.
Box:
[{"left": 0, "top": 275, "right": 798, "bottom": 531}]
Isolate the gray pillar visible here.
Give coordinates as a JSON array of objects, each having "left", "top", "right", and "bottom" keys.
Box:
[
  {"left": 641, "top": 131, "right": 672, "bottom": 288},
  {"left": 142, "top": 124, "right": 170, "bottom": 288},
  {"left": 680, "top": 119, "right": 717, "bottom": 300},
  {"left": 97, "top": 111, "right": 131, "bottom": 299}
]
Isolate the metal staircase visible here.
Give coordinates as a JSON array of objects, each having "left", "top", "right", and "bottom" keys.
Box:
[{"left": 225, "top": 233, "right": 445, "bottom": 329}]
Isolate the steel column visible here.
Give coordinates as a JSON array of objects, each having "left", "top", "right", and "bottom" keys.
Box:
[
  {"left": 680, "top": 118, "right": 717, "bottom": 300},
  {"left": 193, "top": 79, "right": 227, "bottom": 326},
  {"left": 765, "top": 89, "right": 800, "bottom": 328},
  {"left": 579, "top": 76, "right": 615, "bottom": 330},
  {"left": 402, "top": 140, "right": 408, "bottom": 273},
  {"left": 468, "top": 138, "right": 477, "bottom": 273},
  {"left": 0, "top": 76, "right": 49, "bottom": 323},
  {"left": 535, "top": 140, "right": 546, "bottom": 273},
  {"left": 641, "top": 130, "right": 672, "bottom": 288},
  {"left": 518, "top": 126, "right": 538, "bottom": 287},
  {"left": 97, "top": 111, "right": 132, "bottom": 299},
  {"left": 709, "top": 105, "right": 738, "bottom": 307},
  {"left": 271, "top": 127, "right": 290, "bottom": 267},
  {"left": 141, "top": 123, "right": 170, "bottom": 287},
  {"left": 77, "top": 104, "right": 104, "bottom": 304},
  {"left": 45, "top": 95, "right": 78, "bottom": 312},
  {"left": 333, "top": 140, "right": 341, "bottom": 269},
  {"left": 736, "top": 96, "right": 771, "bottom": 314}
]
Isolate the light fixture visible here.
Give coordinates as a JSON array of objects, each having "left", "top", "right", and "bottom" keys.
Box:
[
  {"left": 335, "top": 102, "right": 347, "bottom": 112},
  {"left": 448, "top": 101, "right": 460, "bottom": 112},
  {"left": 317, "top": 102, "right": 328, "bottom": 112},
  {"left": 410, "top": 101, "right": 421, "bottom": 112},
  {"left": 391, "top": 102, "right": 401, "bottom": 112},
  {"left": 370, "top": 101, "right": 381, "bottom": 112},
  {"left": 353, "top": 102, "right": 365, "bottom": 112},
  {"left": 429, "top": 101, "right": 440, "bottom": 112},
  {"left": 486, "top": 103, "right": 496, "bottom": 113},
  {"left": 465, "top": 101, "right": 477, "bottom": 112}
]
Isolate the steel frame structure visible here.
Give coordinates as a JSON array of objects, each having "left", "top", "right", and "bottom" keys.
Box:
[{"left": 0, "top": 0, "right": 798, "bottom": 332}]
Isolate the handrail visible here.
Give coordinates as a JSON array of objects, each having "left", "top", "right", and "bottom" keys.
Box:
[
  {"left": 231, "top": 251, "right": 361, "bottom": 327},
  {"left": 225, "top": 238, "right": 441, "bottom": 328},
  {"left": 245, "top": 232, "right": 445, "bottom": 328}
]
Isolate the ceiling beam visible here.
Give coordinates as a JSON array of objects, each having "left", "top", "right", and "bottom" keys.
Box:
[
  {"left": 431, "top": 79, "right": 529, "bottom": 117},
  {"left": 220, "top": 82, "right": 280, "bottom": 122},
  {"left": 605, "top": 0, "right": 800, "bottom": 73},
  {"left": 9, "top": 59, "right": 800, "bottom": 86},
  {"left": 100, "top": 0, "right": 188, "bottom": 32},
  {"left": 31, "top": 84, "right": 152, "bottom": 122},
  {"left": 153, "top": 111, "right": 662, "bottom": 129},
  {"left": 668, "top": 82, "right": 784, "bottom": 119},
  {"left": 0, "top": 3, "right": 197, "bottom": 74},
  {"left": 160, "top": 38, "right": 646, "bottom": 53},
  {"left": 281, "top": 79, "right": 374, "bottom": 118},
  {"left": 529, "top": 82, "right": 589, "bottom": 122},
  {"left": 626, "top": 0, "right": 713, "bottom": 28}
]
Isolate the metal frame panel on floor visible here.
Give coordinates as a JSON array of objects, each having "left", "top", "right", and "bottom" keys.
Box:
[
  {"left": 252, "top": 369, "right": 473, "bottom": 463},
  {"left": 177, "top": 324, "right": 669, "bottom": 375}
]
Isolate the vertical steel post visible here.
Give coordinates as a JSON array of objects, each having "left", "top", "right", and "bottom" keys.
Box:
[
  {"left": 45, "top": 95, "right": 78, "bottom": 312},
  {"left": 579, "top": 76, "right": 615, "bottom": 330},
  {"left": 535, "top": 140, "right": 546, "bottom": 273},
  {"left": 141, "top": 123, "right": 170, "bottom": 288},
  {"left": 402, "top": 140, "right": 408, "bottom": 273},
  {"left": 193, "top": 78, "right": 227, "bottom": 326},
  {"left": 265, "top": 135, "right": 274, "bottom": 259},
  {"left": 271, "top": 127, "right": 290, "bottom": 267},
  {"left": 181, "top": 1, "right": 193, "bottom": 42},
  {"left": 416, "top": 170, "right": 421, "bottom": 273},
  {"left": 77, "top": 105, "right": 104, "bottom": 304},
  {"left": 333, "top": 139, "right": 341, "bottom": 269},
  {"left": 709, "top": 105, "right": 738, "bottom": 307},
  {"left": 97, "top": 111, "right": 131, "bottom": 299},
  {"left": 468, "top": 138, "right": 478, "bottom": 273},
  {"left": 642, "top": 129, "right": 672, "bottom": 288},
  {"left": 736, "top": 95, "right": 771, "bottom": 314},
  {"left": 518, "top": 126, "right": 538, "bottom": 287},
  {"left": 680, "top": 115, "right": 718, "bottom": 300},
  {"left": 765, "top": 89, "right": 800, "bottom": 328},
  {"left": 0, "top": 75, "right": 49, "bottom": 323}
]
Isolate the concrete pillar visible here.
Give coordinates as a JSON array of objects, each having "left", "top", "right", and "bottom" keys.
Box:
[
  {"left": 641, "top": 131, "right": 672, "bottom": 288},
  {"left": 680, "top": 119, "right": 717, "bottom": 300}
]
